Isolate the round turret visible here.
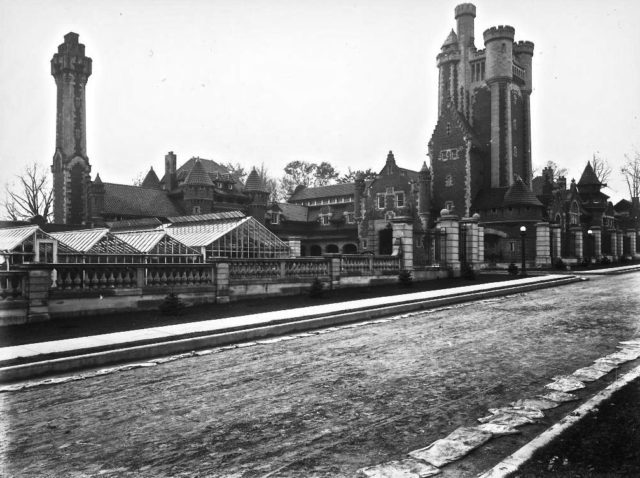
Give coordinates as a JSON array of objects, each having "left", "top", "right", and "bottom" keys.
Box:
[
  {"left": 455, "top": 3, "right": 476, "bottom": 48},
  {"left": 514, "top": 41, "right": 534, "bottom": 91},
  {"left": 483, "top": 26, "right": 515, "bottom": 82}
]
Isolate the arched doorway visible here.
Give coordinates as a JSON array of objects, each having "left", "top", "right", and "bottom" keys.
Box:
[
  {"left": 379, "top": 224, "right": 393, "bottom": 255},
  {"left": 326, "top": 244, "right": 339, "bottom": 254},
  {"left": 309, "top": 245, "right": 322, "bottom": 256},
  {"left": 342, "top": 243, "right": 357, "bottom": 254}
]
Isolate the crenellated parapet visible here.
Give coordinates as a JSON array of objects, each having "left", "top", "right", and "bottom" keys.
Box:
[
  {"left": 513, "top": 40, "right": 534, "bottom": 56},
  {"left": 51, "top": 32, "right": 92, "bottom": 80},
  {"left": 454, "top": 3, "right": 476, "bottom": 18},
  {"left": 483, "top": 25, "right": 515, "bottom": 43}
]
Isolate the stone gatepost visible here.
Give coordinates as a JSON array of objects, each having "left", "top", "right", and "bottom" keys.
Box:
[
  {"left": 391, "top": 220, "right": 414, "bottom": 271},
  {"left": 478, "top": 224, "right": 485, "bottom": 265},
  {"left": 571, "top": 226, "right": 583, "bottom": 260},
  {"left": 287, "top": 236, "right": 302, "bottom": 257},
  {"left": 326, "top": 254, "right": 341, "bottom": 289},
  {"left": 461, "top": 216, "right": 479, "bottom": 269},
  {"left": 27, "top": 269, "right": 50, "bottom": 322},
  {"left": 436, "top": 211, "right": 460, "bottom": 275},
  {"left": 590, "top": 226, "right": 602, "bottom": 259},
  {"left": 609, "top": 229, "right": 618, "bottom": 257},
  {"left": 535, "top": 222, "right": 551, "bottom": 267},
  {"left": 551, "top": 225, "right": 562, "bottom": 261},
  {"left": 628, "top": 230, "right": 637, "bottom": 258},
  {"left": 215, "top": 262, "right": 230, "bottom": 304},
  {"left": 616, "top": 231, "right": 624, "bottom": 260}
]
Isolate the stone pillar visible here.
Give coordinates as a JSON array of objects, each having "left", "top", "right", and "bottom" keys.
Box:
[
  {"left": 287, "top": 236, "right": 302, "bottom": 257},
  {"left": 436, "top": 212, "right": 460, "bottom": 275},
  {"left": 609, "top": 229, "right": 618, "bottom": 257},
  {"left": 27, "top": 269, "right": 50, "bottom": 322},
  {"left": 616, "top": 231, "right": 624, "bottom": 260},
  {"left": 628, "top": 231, "right": 637, "bottom": 258},
  {"left": 551, "top": 225, "right": 562, "bottom": 260},
  {"left": 535, "top": 222, "right": 551, "bottom": 267},
  {"left": 215, "top": 262, "right": 230, "bottom": 304},
  {"left": 477, "top": 225, "right": 485, "bottom": 265},
  {"left": 392, "top": 221, "right": 414, "bottom": 271},
  {"left": 461, "top": 217, "right": 479, "bottom": 268},
  {"left": 591, "top": 226, "right": 602, "bottom": 260},
  {"left": 571, "top": 226, "right": 583, "bottom": 259},
  {"left": 327, "top": 255, "right": 341, "bottom": 289}
]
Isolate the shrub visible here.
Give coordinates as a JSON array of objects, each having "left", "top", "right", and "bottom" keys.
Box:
[
  {"left": 461, "top": 263, "right": 476, "bottom": 280},
  {"left": 398, "top": 269, "right": 413, "bottom": 288},
  {"left": 599, "top": 256, "right": 611, "bottom": 265},
  {"left": 508, "top": 263, "right": 519, "bottom": 275},
  {"left": 160, "top": 292, "right": 184, "bottom": 316},
  {"left": 309, "top": 277, "right": 324, "bottom": 298},
  {"left": 554, "top": 258, "right": 566, "bottom": 270}
]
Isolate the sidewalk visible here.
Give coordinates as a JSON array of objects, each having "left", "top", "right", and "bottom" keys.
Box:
[{"left": 0, "top": 274, "right": 578, "bottom": 382}]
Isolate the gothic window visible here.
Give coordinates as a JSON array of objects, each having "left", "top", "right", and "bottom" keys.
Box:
[
  {"left": 377, "top": 194, "right": 385, "bottom": 209},
  {"left": 445, "top": 175, "right": 453, "bottom": 187},
  {"left": 395, "top": 192, "right": 405, "bottom": 207},
  {"left": 570, "top": 201, "right": 580, "bottom": 225},
  {"left": 446, "top": 122, "right": 451, "bottom": 135}
]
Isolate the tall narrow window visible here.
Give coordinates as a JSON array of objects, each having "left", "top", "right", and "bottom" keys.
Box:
[
  {"left": 377, "top": 194, "right": 385, "bottom": 209},
  {"left": 446, "top": 122, "right": 451, "bottom": 135},
  {"left": 395, "top": 192, "right": 405, "bottom": 207}
]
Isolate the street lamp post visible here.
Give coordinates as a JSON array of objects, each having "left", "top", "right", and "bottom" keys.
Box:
[
  {"left": 519, "top": 225, "right": 527, "bottom": 276},
  {"left": 587, "top": 229, "right": 593, "bottom": 265}
]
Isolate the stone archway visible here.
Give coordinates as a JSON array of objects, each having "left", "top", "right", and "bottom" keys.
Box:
[
  {"left": 326, "top": 244, "right": 339, "bottom": 254},
  {"left": 342, "top": 243, "right": 357, "bottom": 254}
]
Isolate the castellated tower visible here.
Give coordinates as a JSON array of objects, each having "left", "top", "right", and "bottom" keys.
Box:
[
  {"left": 51, "top": 32, "right": 93, "bottom": 225},
  {"left": 430, "top": 3, "right": 534, "bottom": 217}
]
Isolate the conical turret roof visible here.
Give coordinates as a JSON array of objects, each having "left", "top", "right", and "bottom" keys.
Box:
[
  {"left": 577, "top": 161, "right": 602, "bottom": 186},
  {"left": 184, "top": 159, "right": 214, "bottom": 186},
  {"left": 503, "top": 177, "right": 543, "bottom": 207},
  {"left": 141, "top": 167, "right": 161, "bottom": 189},
  {"left": 244, "top": 168, "right": 265, "bottom": 191},
  {"left": 442, "top": 29, "right": 458, "bottom": 48}
]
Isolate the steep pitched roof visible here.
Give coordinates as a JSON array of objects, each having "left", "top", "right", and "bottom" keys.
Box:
[
  {"left": 577, "top": 161, "right": 602, "bottom": 186},
  {"left": 244, "top": 168, "right": 265, "bottom": 191},
  {"left": 442, "top": 29, "right": 458, "bottom": 48},
  {"left": 141, "top": 168, "right": 161, "bottom": 189},
  {"left": 503, "top": 179, "right": 543, "bottom": 207},
  {"left": 276, "top": 203, "right": 308, "bottom": 222},
  {"left": 102, "top": 183, "right": 183, "bottom": 218},
  {"left": 288, "top": 183, "right": 355, "bottom": 202},
  {"left": 184, "top": 159, "right": 215, "bottom": 186},
  {"left": 176, "top": 157, "right": 230, "bottom": 182}
]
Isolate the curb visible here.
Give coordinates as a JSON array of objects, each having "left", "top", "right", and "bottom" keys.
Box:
[
  {"left": 0, "top": 276, "right": 580, "bottom": 383},
  {"left": 477, "top": 364, "right": 640, "bottom": 478}
]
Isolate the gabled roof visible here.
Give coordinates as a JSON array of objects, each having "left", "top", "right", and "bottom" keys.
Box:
[
  {"left": 288, "top": 183, "right": 356, "bottom": 202},
  {"left": 184, "top": 159, "right": 215, "bottom": 186},
  {"left": 0, "top": 225, "right": 39, "bottom": 252},
  {"left": 113, "top": 230, "right": 199, "bottom": 255},
  {"left": 577, "top": 161, "right": 602, "bottom": 186},
  {"left": 503, "top": 178, "right": 543, "bottom": 207},
  {"left": 165, "top": 217, "right": 252, "bottom": 248},
  {"left": 102, "top": 183, "right": 183, "bottom": 218},
  {"left": 50, "top": 229, "right": 141, "bottom": 255},
  {"left": 141, "top": 168, "right": 161, "bottom": 189}
]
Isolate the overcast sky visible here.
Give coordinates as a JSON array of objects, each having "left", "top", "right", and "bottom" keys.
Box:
[{"left": 1, "top": 0, "right": 639, "bottom": 204}]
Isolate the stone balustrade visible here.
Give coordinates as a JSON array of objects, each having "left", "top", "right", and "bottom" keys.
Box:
[{"left": 0, "top": 271, "right": 26, "bottom": 301}]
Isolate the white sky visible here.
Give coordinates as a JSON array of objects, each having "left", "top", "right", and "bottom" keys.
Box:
[{"left": 1, "top": 0, "right": 639, "bottom": 204}]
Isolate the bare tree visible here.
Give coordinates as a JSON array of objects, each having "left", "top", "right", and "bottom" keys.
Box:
[
  {"left": 223, "top": 161, "right": 248, "bottom": 184},
  {"left": 131, "top": 171, "right": 145, "bottom": 186},
  {"left": 591, "top": 153, "right": 612, "bottom": 185},
  {"left": 2, "top": 162, "right": 53, "bottom": 222},
  {"left": 621, "top": 150, "right": 640, "bottom": 199}
]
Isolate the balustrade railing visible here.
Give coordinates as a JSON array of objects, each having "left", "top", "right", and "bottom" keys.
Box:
[
  {"left": 0, "top": 271, "right": 26, "bottom": 300},
  {"left": 50, "top": 264, "right": 215, "bottom": 291},
  {"left": 340, "top": 255, "right": 401, "bottom": 275},
  {"left": 229, "top": 258, "right": 330, "bottom": 281}
]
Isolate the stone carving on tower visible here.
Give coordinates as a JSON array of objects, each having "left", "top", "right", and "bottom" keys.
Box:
[{"left": 51, "top": 32, "right": 93, "bottom": 225}]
